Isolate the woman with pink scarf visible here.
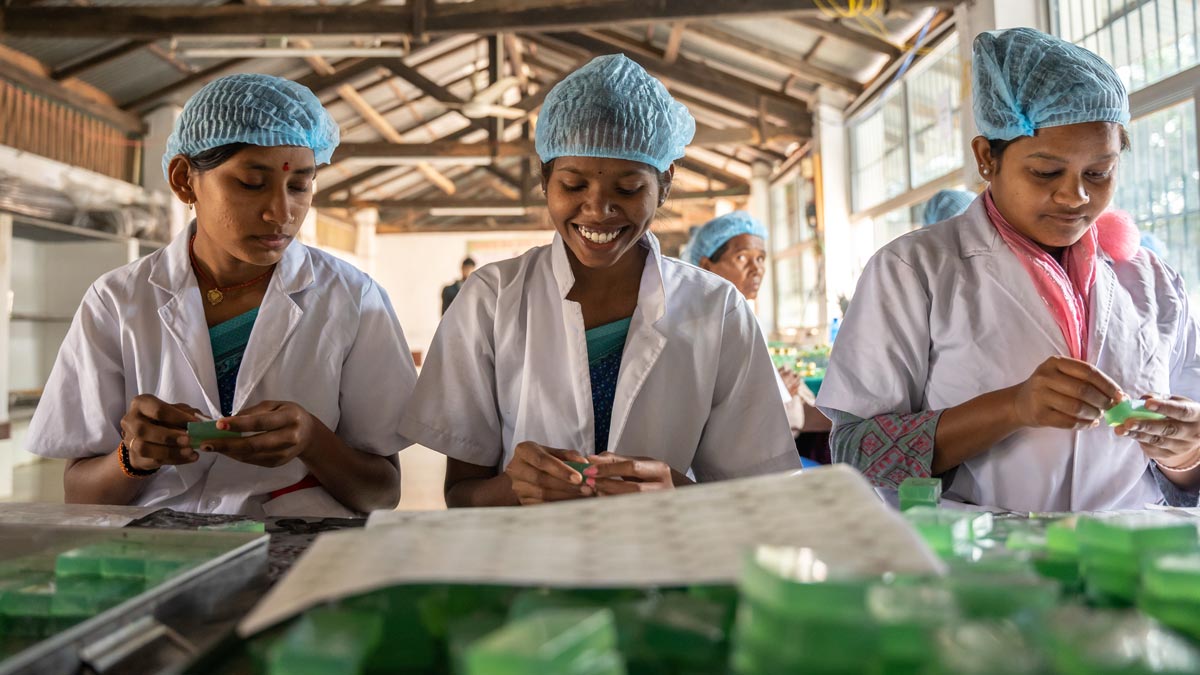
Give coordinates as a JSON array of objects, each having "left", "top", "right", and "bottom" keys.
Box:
[{"left": 817, "top": 28, "right": 1200, "bottom": 512}]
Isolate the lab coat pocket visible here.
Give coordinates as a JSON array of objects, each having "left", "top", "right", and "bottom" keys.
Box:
[{"left": 261, "top": 486, "right": 359, "bottom": 518}]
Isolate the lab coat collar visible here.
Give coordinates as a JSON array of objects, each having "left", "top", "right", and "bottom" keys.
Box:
[
  {"left": 148, "top": 222, "right": 314, "bottom": 296},
  {"left": 549, "top": 230, "right": 668, "bottom": 324}
]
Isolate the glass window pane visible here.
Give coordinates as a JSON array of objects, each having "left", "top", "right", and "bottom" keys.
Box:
[
  {"left": 850, "top": 90, "right": 909, "bottom": 211},
  {"left": 1113, "top": 99, "right": 1200, "bottom": 305},
  {"left": 908, "top": 37, "right": 964, "bottom": 186},
  {"left": 872, "top": 204, "right": 919, "bottom": 248},
  {"left": 1051, "top": 0, "right": 1200, "bottom": 90}
]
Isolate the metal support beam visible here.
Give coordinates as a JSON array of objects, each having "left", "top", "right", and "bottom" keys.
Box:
[{"left": 790, "top": 18, "right": 901, "bottom": 58}]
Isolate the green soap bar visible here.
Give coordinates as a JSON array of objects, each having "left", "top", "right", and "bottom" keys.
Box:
[
  {"left": 1077, "top": 513, "right": 1198, "bottom": 556},
  {"left": 898, "top": 477, "right": 942, "bottom": 511},
  {"left": 635, "top": 593, "right": 728, "bottom": 666},
  {"left": 1004, "top": 530, "right": 1048, "bottom": 553},
  {"left": 564, "top": 461, "right": 591, "bottom": 475},
  {"left": 465, "top": 608, "right": 619, "bottom": 675},
  {"left": 54, "top": 575, "right": 143, "bottom": 613},
  {"left": 933, "top": 621, "right": 1045, "bottom": 675},
  {"left": 1032, "top": 556, "right": 1082, "bottom": 588},
  {"left": 1142, "top": 552, "right": 1200, "bottom": 604},
  {"left": 946, "top": 575, "right": 1060, "bottom": 619},
  {"left": 739, "top": 547, "right": 870, "bottom": 621},
  {"left": 733, "top": 605, "right": 874, "bottom": 671},
  {"left": 1042, "top": 606, "right": 1200, "bottom": 674},
  {"left": 1103, "top": 399, "right": 1166, "bottom": 426},
  {"left": 1045, "top": 520, "right": 1080, "bottom": 558},
  {"left": 55, "top": 548, "right": 104, "bottom": 578},
  {"left": 340, "top": 585, "right": 440, "bottom": 671},
  {"left": 1137, "top": 593, "right": 1200, "bottom": 640},
  {"left": 1084, "top": 567, "right": 1139, "bottom": 605},
  {"left": 267, "top": 606, "right": 383, "bottom": 675},
  {"left": 903, "top": 508, "right": 994, "bottom": 555},
  {"left": 0, "top": 580, "right": 55, "bottom": 618},
  {"left": 448, "top": 613, "right": 508, "bottom": 675},
  {"left": 187, "top": 420, "right": 244, "bottom": 448},
  {"left": 199, "top": 520, "right": 265, "bottom": 533}
]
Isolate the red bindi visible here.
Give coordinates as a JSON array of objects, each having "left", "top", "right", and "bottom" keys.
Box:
[{"left": 282, "top": 162, "right": 290, "bottom": 171}]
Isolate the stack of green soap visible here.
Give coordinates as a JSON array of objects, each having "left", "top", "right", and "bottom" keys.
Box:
[
  {"left": 898, "top": 477, "right": 942, "bottom": 511},
  {"left": 1103, "top": 399, "right": 1166, "bottom": 427},
  {"left": 902, "top": 508, "right": 994, "bottom": 556},
  {"left": 866, "top": 581, "right": 960, "bottom": 674},
  {"left": 1138, "top": 552, "right": 1200, "bottom": 640},
  {"left": 732, "top": 546, "right": 875, "bottom": 674},
  {"left": 1076, "top": 514, "right": 1198, "bottom": 604},
  {"left": 621, "top": 592, "right": 728, "bottom": 675},
  {"left": 1030, "top": 519, "right": 1083, "bottom": 591},
  {"left": 1039, "top": 606, "right": 1200, "bottom": 675},
  {"left": 0, "top": 575, "right": 56, "bottom": 638},
  {"left": 933, "top": 620, "right": 1046, "bottom": 675},
  {"left": 267, "top": 605, "right": 383, "bottom": 675},
  {"left": 943, "top": 557, "right": 1060, "bottom": 619},
  {"left": 464, "top": 608, "right": 624, "bottom": 675}
]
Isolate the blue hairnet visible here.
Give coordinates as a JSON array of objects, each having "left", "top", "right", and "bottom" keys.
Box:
[
  {"left": 922, "top": 189, "right": 976, "bottom": 226},
  {"left": 973, "top": 28, "right": 1129, "bottom": 141},
  {"left": 1141, "top": 232, "right": 1169, "bottom": 258},
  {"left": 162, "top": 73, "right": 340, "bottom": 180},
  {"left": 536, "top": 54, "right": 695, "bottom": 172},
  {"left": 687, "top": 211, "right": 768, "bottom": 266}
]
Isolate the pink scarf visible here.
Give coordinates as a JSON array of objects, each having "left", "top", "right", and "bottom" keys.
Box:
[{"left": 984, "top": 190, "right": 1096, "bottom": 361}]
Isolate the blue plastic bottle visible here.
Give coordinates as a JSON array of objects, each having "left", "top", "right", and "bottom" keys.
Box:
[{"left": 829, "top": 317, "right": 841, "bottom": 343}]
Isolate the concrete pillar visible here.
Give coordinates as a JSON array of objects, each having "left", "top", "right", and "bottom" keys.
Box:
[
  {"left": 749, "top": 161, "right": 775, "bottom": 334},
  {"left": 815, "top": 88, "right": 856, "bottom": 330},
  {"left": 141, "top": 105, "right": 188, "bottom": 239},
  {"left": 352, "top": 207, "right": 379, "bottom": 276}
]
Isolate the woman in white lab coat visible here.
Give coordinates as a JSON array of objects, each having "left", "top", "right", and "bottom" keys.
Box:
[
  {"left": 400, "top": 55, "right": 799, "bottom": 506},
  {"left": 686, "top": 211, "right": 813, "bottom": 435},
  {"left": 26, "top": 74, "right": 418, "bottom": 516},
  {"left": 817, "top": 29, "right": 1200, "bottom": 512}
]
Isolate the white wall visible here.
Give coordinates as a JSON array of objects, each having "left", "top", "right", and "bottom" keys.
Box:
[{"left": 374, "top": 230, "right": 554, "bottom": 356}]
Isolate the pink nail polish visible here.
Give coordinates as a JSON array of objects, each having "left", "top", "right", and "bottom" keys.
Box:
[
  {"left": 583, "top": 467, "right": 598, "bottom": 477},
  {"left": 586, "top": 477, "right": 595, "bottom": 487}
]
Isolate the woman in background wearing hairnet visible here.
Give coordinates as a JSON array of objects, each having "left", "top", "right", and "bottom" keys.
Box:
[
  {"left": 818, "top": 29, "right": 1200, "bottom": 511},
  {"left": 401, "top": 56, "right": 799, "bottom": 506},
  {"left": 26, "top": 74, "right": 418, "bottom": 516},
  {"left": 687, "top": 211, "right": 814, "bottom": 435},
  {"left": 921, "top": 189, "right": 976, "bottom": 227}
]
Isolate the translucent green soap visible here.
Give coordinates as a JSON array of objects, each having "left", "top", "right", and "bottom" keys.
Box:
[
  {"left": 1142, "top": 552, "right": 1200, "bottom": 604},
  {"left": 187, "top": 420, "right": 243, "bottom": 448},
  {"left": 464, "top": 608, "right": 619, "bottom": 675},
  {"left": 1103, "top": 399, "right": 1166, "bottom": 426},
  {"left": 933, "top": 621, "right": 1045, "bottom": 675},
  {"left": 898, "top": 478, "right": 942, "bottom": 511},
  {"left": 903, "top": 508, "right": 994, "bottom": 556},
  {"left": 564, "top": 461, "right": 591, "bottom": 475},
  {"left": 267, "top": 606, "right": 382, "bottom": 675},
  {"left": 1077, "top": 513, "right": 1198, "bottom": 556},
  {"left": 1042, "top": 606, "right": 1200, "bottom": 675},
  {"left": 738, "top": 546, "right": 870, "bottom": 621}
]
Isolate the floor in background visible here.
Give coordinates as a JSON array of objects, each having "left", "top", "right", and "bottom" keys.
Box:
[{"left": 0, "top": 445, "right": 448, "bottom": 511}]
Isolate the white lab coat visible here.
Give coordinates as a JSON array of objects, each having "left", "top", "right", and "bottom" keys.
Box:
[
  {"left": 399, "top": 232, "right": 799, "bottom": 480},
  {"left": 818, "top": 198, "right": 1200, "bottom": 512},
  {"left": 26, "top": 225, "right": 418, "bottom": 517}
]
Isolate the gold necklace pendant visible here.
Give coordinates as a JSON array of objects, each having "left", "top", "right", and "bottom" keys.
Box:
[{"left": 206, "top": 289, "right": 225, "bottom": 306}]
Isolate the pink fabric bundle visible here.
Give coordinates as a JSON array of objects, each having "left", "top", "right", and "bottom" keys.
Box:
[{"left": 984, "top": 191, "right": 1096, "bottom": 360}]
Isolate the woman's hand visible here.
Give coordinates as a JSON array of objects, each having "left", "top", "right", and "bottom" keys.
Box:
[
  {"left": 120, "top": 395, "right": 204, "bottom": 471},
  {"left": 778, "top": 367, "right": 802, "bottom": 398},
  {"left": 585, "top": 452, "right": 679, "bottom": 496},
  {"left": 504, "top": 441, "right": 594, "bottom": 505},
  {"left": 202, "top": 400, "right": 320, "bottom": 468},
  {"left": 1114, "top": 395, "right": 1200, "bottom": 470},
  {"left": 1011, "top": 356, "right": 1122, "bottom": 430}
]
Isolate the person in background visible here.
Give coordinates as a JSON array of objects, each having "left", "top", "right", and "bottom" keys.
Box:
[
  {"left": 441, "top": 257, "right": 476, "bottom": 315},
  {"left": 688, "top": 211, "right": 813, "bottom": 436},
  {"left": 401, "top": 55, "right": 799, "bottom": 507},
  {"left": 922, "top": 189, "right": 977, "bottom": 227},
  {"left": 26, "top": 74, "right": 417, "bottom": 517},
  {"left": 818, "top": 28, "right": 1200, "bottom": 512}
]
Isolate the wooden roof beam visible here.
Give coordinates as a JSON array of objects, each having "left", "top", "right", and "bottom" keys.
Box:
[
  {"left": 790, "top": 18, "right": 902, "bottom": 58},
  {"left": 0, "top": 2, "right": 953, "bottom": 38}
]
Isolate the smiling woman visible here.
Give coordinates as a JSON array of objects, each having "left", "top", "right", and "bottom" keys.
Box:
[
  {"left": 400, "top": 55, "right": 800, "bottom": 508},
  {"left": 24, "top": 74, "right": 419, "bottom": 518}
]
